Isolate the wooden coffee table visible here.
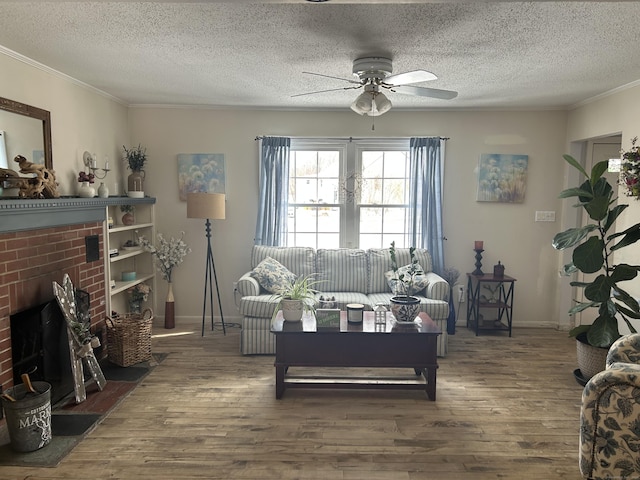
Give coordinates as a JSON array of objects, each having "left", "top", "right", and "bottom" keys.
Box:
[{"left": 271, "top": 310, "right": 441, "bottom": 400}]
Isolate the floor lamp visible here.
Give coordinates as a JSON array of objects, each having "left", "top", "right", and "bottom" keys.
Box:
[{"left": 187, "top": 192, "right": 226, "bottom": 336}]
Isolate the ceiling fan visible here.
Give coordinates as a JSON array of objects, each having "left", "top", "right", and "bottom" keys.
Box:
[{"left": 293, "top": 57, "right": 458, "bottom": 116}]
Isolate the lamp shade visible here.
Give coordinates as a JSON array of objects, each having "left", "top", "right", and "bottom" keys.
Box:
[{"left": 187, "top": 192, "right": 226, "bottom": 220}]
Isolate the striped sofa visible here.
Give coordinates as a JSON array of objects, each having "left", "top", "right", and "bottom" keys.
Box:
[{"left": 237, "top": 245, "right": 450, "bottom": 357}]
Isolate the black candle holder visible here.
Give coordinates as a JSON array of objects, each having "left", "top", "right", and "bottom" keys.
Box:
[{"left": 472, "top": 248, "right": 484, "bottom": 276}]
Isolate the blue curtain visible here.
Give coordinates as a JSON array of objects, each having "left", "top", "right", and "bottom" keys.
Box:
[
  {"left": 254, "top": 137, "right": 290, "bottom": 246},
  {"left": 408, "top": 137, "right": 445, "bottom": 275}
]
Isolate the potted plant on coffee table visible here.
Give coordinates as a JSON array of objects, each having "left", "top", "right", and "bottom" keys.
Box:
[
  {"left": 271, "top": 274, "right": 321, "bottom": 322},
  {"left": 388, "top": 242, "right": 423, "bottom": 323},
  {"left": 552, "top": 153, "right": 640, "bottom": 380}
]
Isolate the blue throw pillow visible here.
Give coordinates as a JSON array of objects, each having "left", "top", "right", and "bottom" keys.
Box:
[{"left": 251, "top": 256, "right": 296, "bottom": 294}]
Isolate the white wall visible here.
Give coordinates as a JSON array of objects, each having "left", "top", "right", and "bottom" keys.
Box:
[{"left": 129, "top": 107, "right": 568, "bottom": 328}]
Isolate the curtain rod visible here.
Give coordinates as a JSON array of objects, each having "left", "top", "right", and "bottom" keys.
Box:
[{"left": 254, "top": 136, "right": 449, "bottom": 141}]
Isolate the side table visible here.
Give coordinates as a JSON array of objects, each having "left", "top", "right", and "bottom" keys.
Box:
[{"left": 466, "top": 273, "right": 516, "bottom": 336}]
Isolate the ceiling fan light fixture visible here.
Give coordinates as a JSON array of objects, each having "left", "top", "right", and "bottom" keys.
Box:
[
  {"left": 373, "top": 92, "right": 392, "bottom": 115},
  {"left": 350, "top": 91, "right": 392, "bottom": 116}
]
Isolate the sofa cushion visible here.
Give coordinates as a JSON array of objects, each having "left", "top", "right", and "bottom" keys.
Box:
[
  {"left": 251, "top": 245, "right": 315, "bottom": 278},
  {"left": 367, "top": 248, "right": 392, "bottom": 293},
  {"left": 384, "top": 263, "right": 429, "bottom": 295},
  {"left": 316, "top": 248, "right": 368, "bottom": 292},
  {"left": 251, "top": 256, "right": 296, "bottom": 294}
]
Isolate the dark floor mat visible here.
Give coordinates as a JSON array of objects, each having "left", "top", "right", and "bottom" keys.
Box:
[
  {"left": 101, "top": 365, "right": 149, "bottom": 382},
  {"left": 51, "top": 413, "right": 101, "bottom": 437},
  {"left": 0, "top": 436, "right": 77, "bottom": 468},
  {"left": 101, "top": 352, "right": 168, "bottom": 382}
]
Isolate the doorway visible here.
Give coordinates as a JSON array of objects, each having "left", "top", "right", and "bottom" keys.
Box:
[{"left": 576, "top": 135, "right": 622, "bottom": 328}]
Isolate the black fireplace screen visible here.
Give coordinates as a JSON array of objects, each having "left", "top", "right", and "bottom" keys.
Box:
[{"left": 10, "top": 289, "right": 90, "bottom": 405}]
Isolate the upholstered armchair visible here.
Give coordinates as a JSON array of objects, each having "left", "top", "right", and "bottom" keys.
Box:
[{"left": 580, "top": 334, "right": 640, "bottom": 479}]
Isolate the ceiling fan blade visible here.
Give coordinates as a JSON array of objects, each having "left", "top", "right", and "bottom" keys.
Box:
[
  {"left": 391, "top": 85, "right": 458, "bottom": 100},
  {"left": 291, "top": 85, "right": 362, "bottom": 98},
  {"left": 383, "top": 70, "right": 437, "bottom": 86},
  {"left": 302, "top": 71, "right": 363, "bottom": 85}
]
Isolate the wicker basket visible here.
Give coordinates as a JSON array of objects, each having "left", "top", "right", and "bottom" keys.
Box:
[
  {"left": 106, "top": 309, "right": 153, "bottom": 367},
  {"left": 576, "top": 333, "right": 608, "bottom": 380}
]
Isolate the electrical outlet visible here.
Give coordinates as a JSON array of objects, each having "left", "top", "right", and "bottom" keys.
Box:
[
  {"left": 535, "top": 210, "right": 556, "bottom": 222},
  {"left": 457, "top": 285, "right": 465, "bottom": 303}
]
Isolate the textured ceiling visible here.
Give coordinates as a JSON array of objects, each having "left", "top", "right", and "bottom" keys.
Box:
[{"left": 1, "top": 1, "right": 640, "bottom": 111}]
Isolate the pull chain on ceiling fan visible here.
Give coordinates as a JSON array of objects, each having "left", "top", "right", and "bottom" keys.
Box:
[{"left": 292, "top": 56, "right": 458, "bottom": 117}]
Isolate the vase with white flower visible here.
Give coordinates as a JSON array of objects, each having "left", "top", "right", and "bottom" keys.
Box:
[
  {"left": 127, "top": 282, "right": 151, "bottom": 314},
  {"left": 138, "top": 231, "right": 191, "bottom": 328}
]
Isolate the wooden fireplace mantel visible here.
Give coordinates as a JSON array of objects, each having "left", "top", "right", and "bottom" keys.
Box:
[{"left": 0, "top": 196, "right": 156, "bottom": 234}]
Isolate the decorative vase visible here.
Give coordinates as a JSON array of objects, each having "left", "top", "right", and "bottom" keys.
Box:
[
  {"left": 447, "top": 287, "right": 456, "bottom": 335},
  {"left": 390, "top": 295, "right": 421, "bottom": 324},
  {"left": 121, "top": 212, "right": 135, "bottom": 226},
  {"left": 127, "top": 170, "right": 145, "bottom": 198},
  {"left": 97, "top": 182, "right": 109, "bottom": 198},
  {"left": 281, "top": 298, "right": 304, "bottom": 322},
  {"left": 78, "top": 181, "right": 95, "bottom": 198},
  {"left": 165, "top": 282, "right": 175, "bottom": 329}
]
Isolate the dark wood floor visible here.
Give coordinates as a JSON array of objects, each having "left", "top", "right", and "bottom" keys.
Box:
[{"left": 2, "top": 321, "right": 584, "bottom": 479}]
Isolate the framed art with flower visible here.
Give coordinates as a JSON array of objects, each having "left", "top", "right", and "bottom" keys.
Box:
[
  {"left": 476, "top": 153, "right": 528, "bottom": 203},
  {"left": 177, "top": 153, "right": 226, "bottom": 201}
]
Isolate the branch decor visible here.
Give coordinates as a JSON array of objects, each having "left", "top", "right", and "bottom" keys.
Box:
[{"left": 138, "top": 232, "right": 191, "bottom": 283}]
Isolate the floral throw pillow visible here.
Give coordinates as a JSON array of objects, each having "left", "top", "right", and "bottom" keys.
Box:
[
  {"left": 251, "top": 256, "right": 296, "bottom": 294},
  {"left": 384, "top": 263, "right": 428, "bottom": 295}
]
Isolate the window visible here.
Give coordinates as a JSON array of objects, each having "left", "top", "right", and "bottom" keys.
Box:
[{"left": 288, "top": 138, "right": 410, "bottom": 249}]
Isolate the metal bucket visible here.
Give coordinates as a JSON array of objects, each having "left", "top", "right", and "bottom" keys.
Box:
[{"left": 1, "top": 381, "right": 52, "bottom": 452}]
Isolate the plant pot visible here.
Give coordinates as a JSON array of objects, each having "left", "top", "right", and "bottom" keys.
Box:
[
  {"left": 127, "top": 170, "right": 145, "bottom": 198},
  {"left": 281, "top": 298, "right": 304, "bottom": 322},
  {"left": 121, "top": 212, "right": 134, "bottom": 226},
  {"left": 390, "top": 295, "right": 421, "bottom": 323},
  {"left": 77, "top": 181, "right": 95, "bottom": 198},
  {"left": 576, "top": 332, "right": 608, "bottom": 380}
]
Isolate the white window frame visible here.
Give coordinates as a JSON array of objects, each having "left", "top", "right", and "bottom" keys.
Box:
[{"left": 289, "top": 138, "right": 410, "bottom": 249}]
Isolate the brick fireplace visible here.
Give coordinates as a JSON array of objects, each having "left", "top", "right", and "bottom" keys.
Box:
[{"left": 0, "top": 198, "right": 111, "bottom": 393}]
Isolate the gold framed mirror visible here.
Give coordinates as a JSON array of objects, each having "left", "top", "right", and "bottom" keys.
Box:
[{"left": 0, "top": 96, "right": 52, "bottom": 170}]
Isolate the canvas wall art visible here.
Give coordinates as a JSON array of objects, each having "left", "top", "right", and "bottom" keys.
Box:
[
  {"left": 476, "top": 153, "right": 528, "bottom": 203},
  {"left": 177, "top": 153, "right": 226, "bottom": 201}
]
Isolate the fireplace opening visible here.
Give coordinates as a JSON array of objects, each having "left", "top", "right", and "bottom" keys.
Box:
[{"left": 10, "top": 290, "right": 91, "bottom": 406}]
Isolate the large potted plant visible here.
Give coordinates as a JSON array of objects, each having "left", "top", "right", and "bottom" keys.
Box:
[
  {"left": 388, "top": 242, "right": 423, "bottom": 323},
  {"left": 553, "top": 153, "right": 640, "bottom": 379},
  {"left": 271, "top": 274, "right": 321, "bottom": 322}
]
